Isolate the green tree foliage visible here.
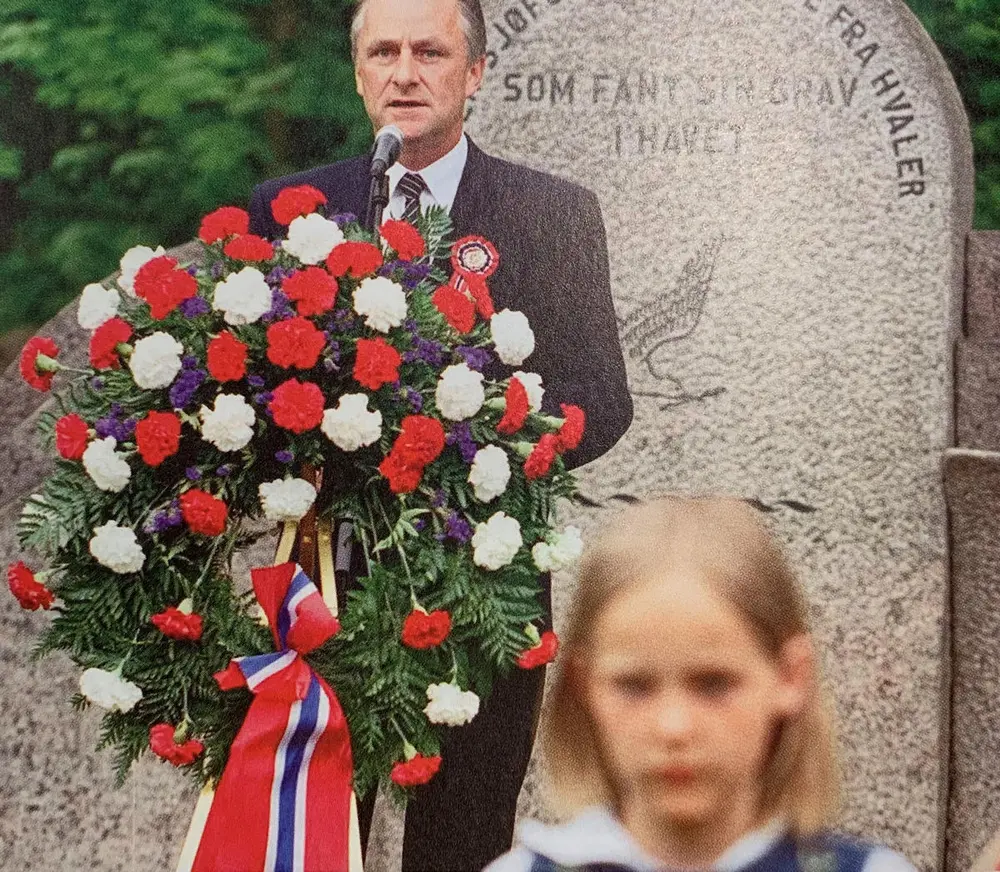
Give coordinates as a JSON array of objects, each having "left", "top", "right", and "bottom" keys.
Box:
[
  {"left": 0, "top": 0, "right": 370, "bottom": 335},
  {"left": 906, "top": 0, "right": 1000, "bottom": 228}
]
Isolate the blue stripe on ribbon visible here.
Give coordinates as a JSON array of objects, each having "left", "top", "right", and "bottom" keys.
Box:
[
  {"left": 277, "top": 568, "right": 313, "bottom": 648},
  {"left": 239, "top": 651, "right": 292, "bottom": 685},
  {"left": 274, "top": 675, "right": 321, "bottom": 872}
]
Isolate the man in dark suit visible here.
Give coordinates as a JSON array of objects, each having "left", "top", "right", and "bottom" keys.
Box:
[{"left": 248, "top": 0, "right": 633, "bottom": 868}]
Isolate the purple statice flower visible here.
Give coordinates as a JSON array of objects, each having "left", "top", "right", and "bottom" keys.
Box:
[
  {"left": 403, "top": 337, "right": 446, "bottom": 367},
  {"left": 170, "top": 367, "right": 206, "bottom": 410},
  {"left": 456, "top": 346, "right": 492, "bottom": 372},
  {"left": 210, "top": 262, "right": 224, "bottom": 280},
  {"left": 216, "top": 464, "right": 233, "bottom": 477},
  {"left": 185, "top": 467, "right": 202, "bottom": 481},
  {"left": 253, "top": 391, "right": 274, "bottom": 407},
  {"left": 90, "top": 376, "right": 104, "bottom": 391},
  {"left": 404, "top": 387, "right": 423, "bottom": 413},
  {"left": 143, "top": 500, "right": 183, "bottom": 534},
  {"left": 181, "top": 355, "right": 199, "bottom": 370},
  {"left": 179, "top": 296, "right": 210, "bottom": 318},
  {"left": 94, "top": 406, "right": 137, "bottom": 442},
  {"left": 247, "top": 375, "right": 266, "bottom": 389},
  {"left": 412, "top": 517, "right": 427, "bottom": 533},
  {"left": 443, "top": 511, "right": 473, "bottom": 544},
  {"left": 266, "top": 266, "right": 290, "bottom": 287},
  {"left": 380, "top": 260, "right": 432, "bottom": 290},
  {"left": 329, "top": 212, "right": 357, "bottom": 226},
  {"left": 431, "top": 489, "right": 447, "bottom": 509},
  {"left": 331, "top": 307, "right": 358, "bottom": 332},
  {"left": 446, "top": 422, "right": 478, "bottom": 464},
  {"left": 273, "top": 240, "right": 283, "bottom": 250},
  {"left": 275, "top": 450, "right": 294, "bottom": 464},
  {"left": 186, "top": 265, "right": 198, "bottom": 277},
  {"left": 262, "top": 289, "right": 295, "bottom": 324},
  {"left": 322, "top": 357, "right": 340, "bottom": 373}
]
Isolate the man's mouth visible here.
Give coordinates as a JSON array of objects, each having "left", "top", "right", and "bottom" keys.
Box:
[{"left": 388, "top": 100, "right": 426, "bottom": 109}]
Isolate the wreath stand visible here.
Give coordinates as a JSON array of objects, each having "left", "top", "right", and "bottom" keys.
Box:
[{"left": 174, "top": 464, "right": 364, "bottom": 872}]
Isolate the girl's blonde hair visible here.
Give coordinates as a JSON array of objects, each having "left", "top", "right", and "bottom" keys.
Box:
[{"left": 540, "top": 495, "right": 841, "bottom": 835}]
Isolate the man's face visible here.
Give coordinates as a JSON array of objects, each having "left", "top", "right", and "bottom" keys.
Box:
[{"left": 354, "top": 0, "right": 485, "bottom": 168}]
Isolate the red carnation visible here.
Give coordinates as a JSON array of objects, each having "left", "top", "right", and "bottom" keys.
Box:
[
  {"left": 89, "top": 317, "right": 133, "bottom": 370},
  {"left": 149, "top": 723, "right": 204, "bottom": 767},
  {"left": 151, "top": 606, "right": 203, "bottom": 641},
  {"left": 7, "top": 561, "right": 54, "bottom": 611},
  {"left": 269, "top": 378, "right": 325, "bottom": 433},
  {"left": 272, "top": 184, "right": 327, "bottom": 225},
  {"left": 379, "top": 450, "right": 425, "bottom": 494},
  {"left": 431, "top": 285, "right": 476, "bottom": 333},
  {"left": 180, "top": 488, "right": 229, "bottom": 537},
  {"left": 55, "top": 413, "right": 90, "bottom": 460},
  {"left": 326, "top": 241, "right": 384, "bottom": 279},
  {"left": 198, "top": 206, "right": 250, "bottom": 244},
  {"left": 206, "top": 332, "right": 248, "bottom": 382},
  {"left": 401, "top": 608, "right": 452, "bottom": 649},
  {"left": 381, "top": 219, "right": 426, "bottom": 261},
  {"left": 395, "top": 415, "right": 446, "bottom": 467},
  {"left": 223, "top": 233, "right": 274, "bottom": 262},
  {"left": 266, "top": 316, "right": 326, "bottom": 370},
  {"left": 20, "top": 336, "right": 60, "bottom": 391},
  {"left": 391, "top": 753, "right": 442, "bottom": 788},
  {"left": 555, "top": 404, "right": 586, "bottom": 453},
  {"left": 354, "top": 337, "right": 402, "bottom": 391},
  {"left": 283, "top": 267, "right": 338, "bottom": 317},
  {"left": 497, "top": 378, "right": 529, "bottom": 436},
  {"left": 134, "top": 256, "right": 198, "bottom": 320},
  {"left": 524, "top": 433, "right": 560, "bottom": 481},
  {"left": 135, "top": 410, "right": 182, "bottom": 467},
  {"left": 516, "top": 630, "right": 560, "bottom": 669}
]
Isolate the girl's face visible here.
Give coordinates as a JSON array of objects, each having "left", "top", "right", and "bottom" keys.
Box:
[{"left": 579, "top": 573, "right": 810, "bottom": 841}]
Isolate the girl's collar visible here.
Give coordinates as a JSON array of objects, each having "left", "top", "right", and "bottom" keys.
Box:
[{"left": 515, "top": 807, "right": 789, "bottom": 871}]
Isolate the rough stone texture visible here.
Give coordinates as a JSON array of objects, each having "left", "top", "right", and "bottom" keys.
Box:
[
  {"left": 955, "top": 339, "right": 1000, "bottom": 451},
  {"left": 0, "top": 4, "right": 979, "bottom": 872},
  {"left": 943, "top": 449, "right": 1000, "bottom": 872},
  {"left": 466, "top": 1, "right": 974, "bottom": 870},
  {"left": 965, "top": 231, "right": 1000, "bottom": 339}
]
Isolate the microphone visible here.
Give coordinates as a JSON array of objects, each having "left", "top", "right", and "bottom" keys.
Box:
[{"left": 370, "top": 125, "right": 403, "bottom": 177}]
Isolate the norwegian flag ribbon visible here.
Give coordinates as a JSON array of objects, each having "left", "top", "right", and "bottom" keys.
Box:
[
  {"left": 448, "top": 235, "right": 499, "bottom": 320},
  {"left": 192, "top": 563, "right": 352, "bottom": 872}
]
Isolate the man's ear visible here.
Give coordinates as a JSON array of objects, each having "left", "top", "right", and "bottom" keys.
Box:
[
  {"left": 775, "top": 634, "right": 814, "bottom": 718},
  {"left": 465, "top": 55, "right": 486, "bottom": 99},
  {"left": 355, "top": 64, "right": 364, "bottom": 98}
]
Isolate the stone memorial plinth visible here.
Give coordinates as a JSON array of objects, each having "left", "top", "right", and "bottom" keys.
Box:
[
  {"left": 0, "top": 2, "right": 977, "bottom": 871},
  {"left": 466, "top": 1, "right": 973, "bottom": 870}
]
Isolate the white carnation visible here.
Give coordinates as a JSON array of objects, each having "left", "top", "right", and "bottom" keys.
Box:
[
  {"left": 352, "top": 276, "right": 407, "bottom": 333},
  {"left": 321, "top": 394, "right": 383, "bottom": 451},
  {"left": 199, "top": 394, "right": 256, "bottom": 452},
  {"left": 79, "top": 667, "right": 143, "bottom": 713},
  {"left": 468, "top": 445, "right": 511, "bottom": 503},
  {"left": 423, "top": 682, "right": 480, "bottom": 727},
  {"left": 491, "top": 309, "right": 535, "bottom": 366},
  {"left": 129, "top": 332, "right": 184, "bottom": 390},
  {"left": 513, "top": 371, "right": 544, "bottom": 413},
  {"left": 472, "top": 512, "right": 523, "bottom": 570},
  {"left": 82, "top": 437, "right": 131, "bottom": 493},
  {"left": 436, "top": 363, "right": 485, "bottom": 421},
  {"left": 532, "top": 526, "right": 585, "bottom": 572},
  {"left": 77, "top": 283, "right": 121, "bottom": 330},
  {"left": 284, "top": 213, "right": 345, "bottom": 264},
  {"left": 89, "top": 520, "right": 145, "bottom": 574},
  {"left": 119, "top": 245, "right": 166, "bottom": 295},
  {"left": 259, "top": 478, "right": 317, "bottom": 522},
  {"left": 213, "top": 266, "right": 272, "bottom": 326}
]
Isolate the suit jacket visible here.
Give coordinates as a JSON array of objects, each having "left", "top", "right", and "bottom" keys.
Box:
[{"left": 248, "top": 137, "right": 633, "bottom": 469}]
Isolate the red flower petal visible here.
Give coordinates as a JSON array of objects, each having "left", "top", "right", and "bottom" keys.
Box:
[
  {"left": 206, "top": 332, "right": 248, "bottom": 382},
  {"left": 199, "top": 206, "right": 250, "bottom": 244},
  {"left": 89, "top": 317, "right": 133, "bottom": 370},
  {"left": 55, "top": 413, "right": 90, "bottom": 460},
  {"left": 223, "top": 234, "right": 275, "bottom": 262},
  {"left": 272, "top": 185, "right": 327, "bottom": 225},
  {"left": 19, "top": 336, "right": 60, "bottom": 391},
  {"left": 497, "top": 378, "right": 529, "bottom": 436},
  {"left": 135, "top": 410, "right": 182, "bottom": 467},
  {"left": 431, "top": 285, "right": 476, "bottom": 333},
  {"left": 179, "top": 489, "right": 228, "bottom": 536},
  {"left": 381, "top": 220, "right": 426, "bottom": 261},
  {"left": 326, "top": 241, "right": 384, "bottom": 279},
  {"left": 266, "top": 317, "right": 326, "bottom": 370},
  {"left": 269, "top": 379, "right": 325, "bottom": 434},
  {"left": 283, "top": 267, "right": 339, "bottom": 317},
  {"left": 7, "top": 561, "right": 54, "bottom": 610},
  {"left": 391, "top": 753, "right": 442, "bottom": 787}
]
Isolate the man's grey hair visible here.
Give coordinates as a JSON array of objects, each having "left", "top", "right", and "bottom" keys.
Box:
[{"left": 350, "top": 0, "right": 488, "bottom": 63}]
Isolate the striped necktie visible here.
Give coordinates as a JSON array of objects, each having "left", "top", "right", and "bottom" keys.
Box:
[{"left": 397, "top": 172, "right": 427, "bottom": 223}]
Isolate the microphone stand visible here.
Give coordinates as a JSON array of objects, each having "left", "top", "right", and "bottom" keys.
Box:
[{"left": 366, "top": 170, "right": 390, "bottom": 235}]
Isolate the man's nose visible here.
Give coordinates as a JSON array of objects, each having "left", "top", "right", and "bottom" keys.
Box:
[{"left": 391, "top": 48, "right": 418, "bottom": 87}]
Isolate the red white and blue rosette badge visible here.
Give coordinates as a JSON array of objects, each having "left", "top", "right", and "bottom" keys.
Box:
[{"left": 451, "top": 236, "right": 499, "bottom": 282}]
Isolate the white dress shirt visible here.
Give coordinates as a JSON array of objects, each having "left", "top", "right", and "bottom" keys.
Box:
[{"left": 385, "top": 133, "right": 469, "bottom": 220}]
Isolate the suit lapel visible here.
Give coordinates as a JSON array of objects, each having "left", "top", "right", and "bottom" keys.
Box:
[{"left": 450, "top": 137, "right": 490, "bottom": 238}]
